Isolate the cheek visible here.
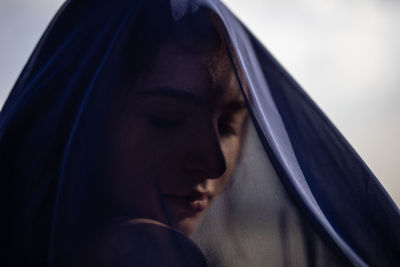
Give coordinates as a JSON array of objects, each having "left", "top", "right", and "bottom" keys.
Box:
[
  {"left": 106, "top": 118, "right": 165, "bottom": 215},
  {"left": 222, "top": 136, "right": 241, "bottom": 172},
  {"left": 111, "top": 115, "right": 179, "bottom": 177},
  {"left": 212, "top": 136, "right": 242, "bottom": 193},
  {"left": 106, "top": 115, "right": 189, "bottom": 215}
]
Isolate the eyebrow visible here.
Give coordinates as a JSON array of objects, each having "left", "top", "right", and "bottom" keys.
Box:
[
  {"left": 136, "top": 86, "right": 247, "bottom": 112},
  {"left": 136, "top": 86, "right": 206, "bottom": 106}
]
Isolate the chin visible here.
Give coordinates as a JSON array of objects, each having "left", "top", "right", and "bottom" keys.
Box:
[{"left": 172, "top": 213, "right": 204, "bottom": 235}]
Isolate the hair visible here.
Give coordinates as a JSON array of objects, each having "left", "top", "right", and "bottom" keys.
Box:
[
  {"left": 117, "top": 4, "right": 229, "bottom": 94},
  {"left": 63, "top": 5, "right": 239, "bottom": 264}
]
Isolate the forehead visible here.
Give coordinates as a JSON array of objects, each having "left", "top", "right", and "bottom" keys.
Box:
[{"left": 138, "top": 42, "right": 242, "bottom": 106}]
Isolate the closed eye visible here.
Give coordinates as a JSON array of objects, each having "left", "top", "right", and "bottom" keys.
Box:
[
  {"left": 218, "top": 115, "right": 237, "bottom": 137},
  {"left": 145, "top": 114, "right": 185, "bottom": 129},
  {"left": 218, "top": 99, "right": 247, "bottom": 137}
]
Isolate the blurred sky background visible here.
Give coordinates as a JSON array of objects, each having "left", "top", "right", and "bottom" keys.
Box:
[{"left": 0, "top": 0, "right": 399, "bottom": 205}]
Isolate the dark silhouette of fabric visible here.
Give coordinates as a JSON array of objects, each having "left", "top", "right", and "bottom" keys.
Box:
[{"left": 1, "top": 0, "right": 399, "bottom": 266}]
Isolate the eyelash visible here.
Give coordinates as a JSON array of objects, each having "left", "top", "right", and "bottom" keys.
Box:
[
  {"left": 145, "top": 114, "right": 238, "bottom": 136},
  {"left": 218, "top": 116, "right": 237, "bottom": 137},
  {"left": 145, "top": 115, "right": 184, "bottom": 129}
]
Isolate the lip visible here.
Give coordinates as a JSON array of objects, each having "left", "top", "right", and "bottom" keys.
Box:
[{"left": 162, "top": 191, "right": 211, "bottom": 215}]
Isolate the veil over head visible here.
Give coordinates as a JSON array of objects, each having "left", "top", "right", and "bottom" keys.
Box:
[{"left": 1, "top": 0, "right": 399, "bottom": 266}]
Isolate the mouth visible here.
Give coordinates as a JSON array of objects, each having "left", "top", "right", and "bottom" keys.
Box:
[{"left": 162, "top": 191, "right": 211, "bottom": 215}]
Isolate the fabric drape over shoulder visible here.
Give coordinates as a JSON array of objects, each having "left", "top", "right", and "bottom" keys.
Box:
[{"left": 1, "top": 0, "right": 399, "bottom": 267}]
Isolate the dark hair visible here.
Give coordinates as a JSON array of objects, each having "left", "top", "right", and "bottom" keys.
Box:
[
  {"left": 118, "top": 4, "right": 227, "bottom": 91},
  {"left": 61, "top": 5, "right": 235, "bottom": 265}
]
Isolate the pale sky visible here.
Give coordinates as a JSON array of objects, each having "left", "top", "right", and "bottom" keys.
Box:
[
  {"left": 1, "top": 0, "right": 399, "bottom": 205},
  {"left": 226, "top": 0, "right": 400, "bottom": 205}
]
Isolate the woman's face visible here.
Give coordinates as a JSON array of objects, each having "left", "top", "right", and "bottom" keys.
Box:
[{"left": 106, "top": 42, "right": 248, "bottom": 235}]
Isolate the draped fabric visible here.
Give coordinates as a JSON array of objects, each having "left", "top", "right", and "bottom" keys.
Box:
[{"left": 1, "top": 0, "right": 399, "bottom": 266}]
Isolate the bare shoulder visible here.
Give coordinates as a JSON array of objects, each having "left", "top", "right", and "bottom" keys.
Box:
[{"left": 78, "top": 219, "right": 208, "bottom": 267}]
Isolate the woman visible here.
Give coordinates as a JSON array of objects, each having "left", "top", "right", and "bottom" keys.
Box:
[
  {"left": 75, "top": 9, "right": 248, "bottom": 266},
  {"left": 1, "top": 0, "right": 399, "bottom": 266}
]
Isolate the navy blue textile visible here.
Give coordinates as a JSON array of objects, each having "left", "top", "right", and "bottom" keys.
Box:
[{"left": 1, "top": 0, "right": 398, "bottom": 266}]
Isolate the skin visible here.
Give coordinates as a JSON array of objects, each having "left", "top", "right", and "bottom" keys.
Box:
[{"left": 105, "top": 41, "right": 248, "bottom": 236}]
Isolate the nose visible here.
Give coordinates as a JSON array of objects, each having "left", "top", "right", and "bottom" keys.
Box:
[{"left": 183, "top": 121, "right": 226, "bottom": 180}]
